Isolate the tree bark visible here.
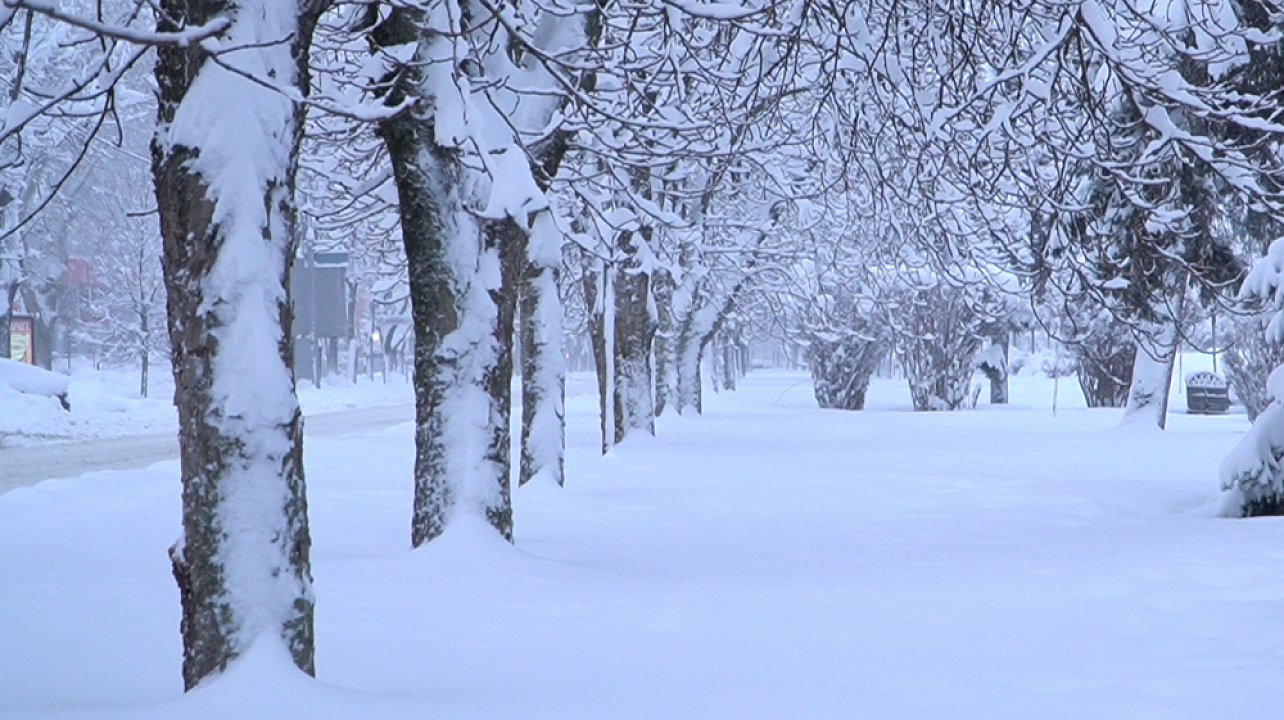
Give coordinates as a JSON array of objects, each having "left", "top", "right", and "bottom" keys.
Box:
[
  {"left": 652, "top": 269, "right": 675, "bottom": 417},
  {"left": 674, "top": 280, "right": 741, "bottom": 414},
  {"left": 375, "top": 8, "right": 513, "bottom": 543},
  {"left": 612, "top": 231, "right": 656, "bottom": 443},
  {"left": 518, "top": 214, "right": 565, "bottom": 486},
  {"left": 152, "top": 0, "right": 321, "bottom": 689},
  {"left": 808, "top": 335, "right": 885, "bottom": 410},
  {"left": 1122, "top": 332, "right": 1178, "bottom": 430},
  {"left": 582, "top": 253, "right": 612, "bottom": 454},
  {"left": 1122, "top": 284, "right": 1187, "bottom": 430}
]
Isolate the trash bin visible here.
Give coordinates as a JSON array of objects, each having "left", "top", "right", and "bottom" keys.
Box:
[{"left": 1186, "top": 371, "right": 1230, "bottom": 414}]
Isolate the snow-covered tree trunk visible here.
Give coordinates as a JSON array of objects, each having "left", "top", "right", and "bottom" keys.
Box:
[
  {"left": 1122, "top": 321, "right": 1180, "bottom": 430},
  {"left": 653, "top": 269, "right": 675, "bottom": 417},
  {"left": 379, "top": 93, "right": 513, "bottom": 545},
  {"left": 153, "top": 0, "right": 321, "bottom": 689},
  {"left": 673, "top": 283, "right": 731, "bottom": 415},
  {"left": 612, "top": 230, "right": 656, "bottom": 441},
  {"left": 582, "top": 254, "right": 612, "bottom": 453},
  {"left": 900, "top": 337, "right": 983, "bottom": 411},
  {"left": 673, "top": 307, "right": 710, "bottom": 414},
  {"left": 583, "top": 234, "right": 656, "bottom": 450},
  {"left": 518, "top": 214, "right": 565, "bottom": 486},
  {"left": 894, "top": 287, "right": 986, "bottom": 412},
  {"left": 720, "top": 334, "right": 737, "bottom": 392}
]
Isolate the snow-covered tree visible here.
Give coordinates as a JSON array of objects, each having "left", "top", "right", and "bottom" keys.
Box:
[
  {"left": 150, "top": 0, "right": 325, "bottom": 686},
  {"left": 81, "top": 228, "right": 167, "bottom": 396},
  {"left": 2, "top": 0, "right": 314, "bottom": 686},
  {"left": 363, "top": 0, "right": 587, "bottom": 542},
  {"left": 806, "top": 326, "right": 887, "bottom": 411},
  {"left": 1221, "top": 238, "right": 1284, "bottom": 516},
  {"left": 888, "top": 274, "right": 1008, "bottom": 412}
]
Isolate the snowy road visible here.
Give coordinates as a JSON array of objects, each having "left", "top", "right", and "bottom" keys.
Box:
[{"left": 0, "top": 403, "right": 414, "bottom": 495}]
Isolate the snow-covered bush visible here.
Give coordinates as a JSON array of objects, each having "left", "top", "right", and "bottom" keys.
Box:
[
  {"left": 891, "top": 283, "right": 997, "bottom": 412},
  {"left": 807, "top": 331, "right": 887, "bottom": 411},
  {"left": 1060, "top": 309, "right": 1136, "bottom": 408},
  {"left": 793, "top": 262, "right": 890, "bottom": 411}
]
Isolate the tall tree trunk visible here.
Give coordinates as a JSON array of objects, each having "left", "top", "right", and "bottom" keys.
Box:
[
  {"left": 582, "top": 253, "right": 613, "bottom": 454},
  {"left": 1122, "top": 330, "right": 1179, "bottom": 430},
  {"left": 583, "top": 239, "right": 655, "bottom": 450},
  {"left": 519, "top": 213, "right": 565, "bottom": 486},
  {"left": 652, "top": 269, "right": 675, "bottom": 417},
  {"left": 1123, "top": 285, "right": 1187, "bottom": 430},
  {"left": 612, "top": 231, "right": 656, "bottom": 443},
  {"left": 373, "top": 7, "right": 514, "bottom": 545},
  {"left": 674, "top": 282, "right": 737, "bottom": 414},
  {"left": 720, "top": 333, "right": 737, "bottom": 391},
  {"left": 153, "top": 0, "right": 320, "bottom": 689}
]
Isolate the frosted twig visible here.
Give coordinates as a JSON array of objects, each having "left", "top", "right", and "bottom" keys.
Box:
[{"left": 1, "top": 0, "right": 230, "bottom": 46}]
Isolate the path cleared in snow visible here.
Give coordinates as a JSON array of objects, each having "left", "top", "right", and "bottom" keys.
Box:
[{"left": 1, "top": 371, "right": 1279, "bottom": 720}]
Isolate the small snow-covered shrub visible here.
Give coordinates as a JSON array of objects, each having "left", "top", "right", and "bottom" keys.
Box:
[
  {"left": 892, "top": 284, "right": 995, "bottom": 412},
  {"left": 807, "top": 333, "right": 886, "bottom": 410},
  {"left": 1063, "top": 310, "right": 1135, "bottom": 408},
  {"left": 799, "top": 280, "right": 889, "bottom": 411}
]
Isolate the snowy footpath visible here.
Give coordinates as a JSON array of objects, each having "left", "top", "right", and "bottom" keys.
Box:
[{"left": 2, "top": 370, "right": 1282, "bottom": 719}]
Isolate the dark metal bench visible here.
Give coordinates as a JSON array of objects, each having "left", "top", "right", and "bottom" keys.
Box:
[{"left": 1186, "top": 371, "right": 1230, "bottom": 414}]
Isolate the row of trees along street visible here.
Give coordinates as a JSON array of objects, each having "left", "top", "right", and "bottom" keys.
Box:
[{"left": 11, "top": 0, "right": 1284, "bottom": 691}]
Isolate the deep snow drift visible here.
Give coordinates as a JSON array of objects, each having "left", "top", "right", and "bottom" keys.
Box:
[{"left": 1, "top": 368, "right": 1280, "bottom": 720}]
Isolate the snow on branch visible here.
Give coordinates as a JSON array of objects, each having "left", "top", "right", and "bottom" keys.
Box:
[
  {"left": 208, "top": 54, "right": 416, "bottom": 122},
  {"left": 658, "top": 0, "right": 767, "bottom": 21},
  {"left": 2, "top": 0, "right": 231, "bottom": 46}
]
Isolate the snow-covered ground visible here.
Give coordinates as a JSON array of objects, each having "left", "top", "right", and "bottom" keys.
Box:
[
  {"left": 2, "top": 365, "right": 1279, "bottom": 719},
  {"left": 0, "top": 364, "right": 413, "bottom": 447}
]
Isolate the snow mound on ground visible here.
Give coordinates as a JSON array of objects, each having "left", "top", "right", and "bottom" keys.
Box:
[
  {"left": 0, "top": 358, "right": 69, "bottom": 397},
  {"left": 35, "top": 638, "right": 428, "bottom": 720}
]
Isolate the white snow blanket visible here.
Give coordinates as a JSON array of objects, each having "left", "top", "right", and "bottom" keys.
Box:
[{"left": 0, "top": 370, "right": 1273, "bottom": 719}]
